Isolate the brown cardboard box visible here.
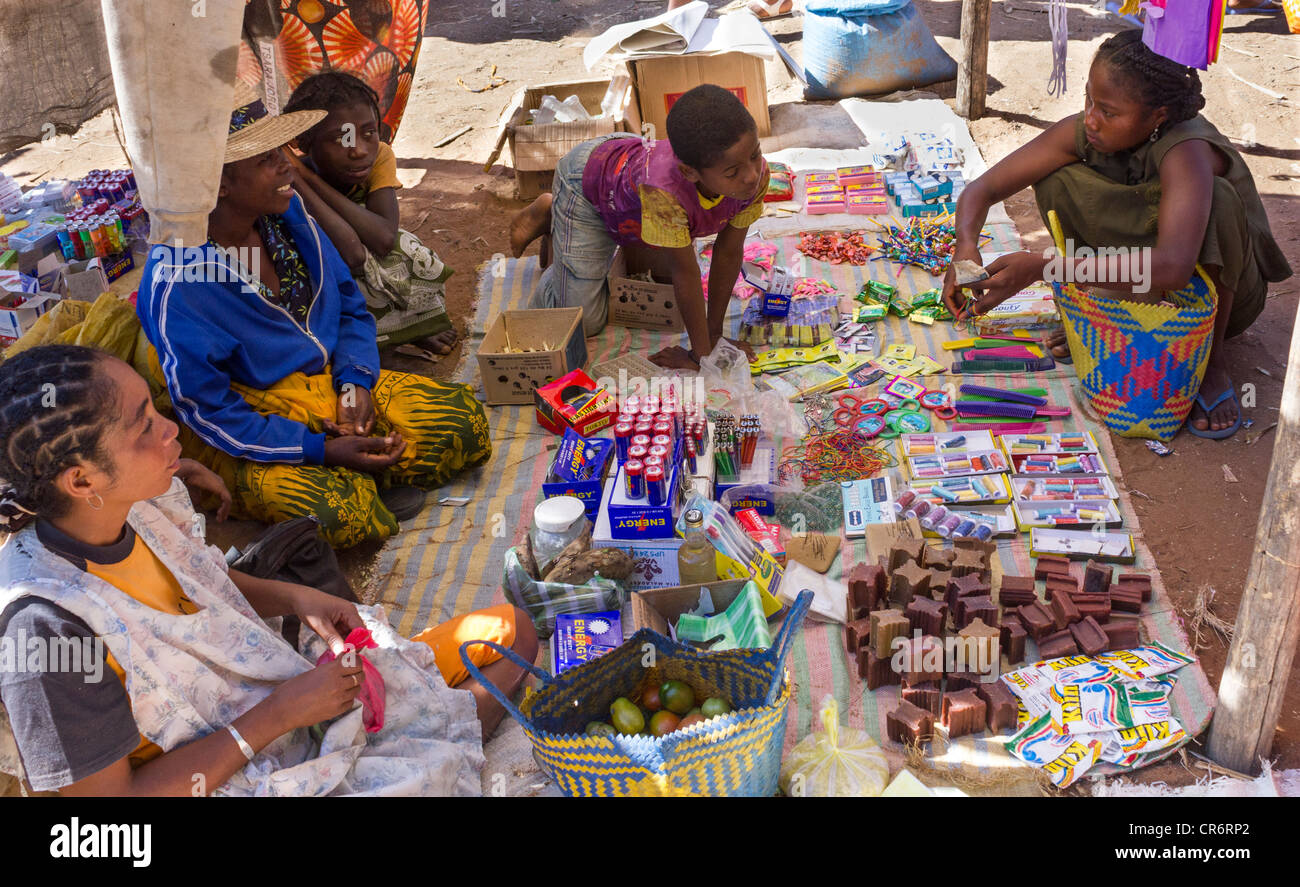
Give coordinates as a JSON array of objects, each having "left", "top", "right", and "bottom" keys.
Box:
[
  {"left": 626, "top": 579, "right": 752, "bottom": 635},
  {"left": 494, "top": 77, "right": 642, "bottom": 200},
  {"left": 629, "top": 52, "right": 771, "bottom": 141},
  {"left": 476, "top": 308, "right": 588, "bottom": 405},
  {"left": 606, "top": 245, "right": 684, "bottom": 332}
]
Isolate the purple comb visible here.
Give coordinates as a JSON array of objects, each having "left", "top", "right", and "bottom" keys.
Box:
[
  {"left": 958, "top": 384, "right": 1049, "bottom": 406},
  {"left": 956, "top": 400, "right": 1039, "bottom": 419}
]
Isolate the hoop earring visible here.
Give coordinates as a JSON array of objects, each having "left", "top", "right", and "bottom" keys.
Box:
[{"left": 87, "top": 494, "right": 104, "bottom": 511}]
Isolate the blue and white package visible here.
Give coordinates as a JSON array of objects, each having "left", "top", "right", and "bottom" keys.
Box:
[{"left": 551, "top": 610, "right": 624, "bottom": 674}]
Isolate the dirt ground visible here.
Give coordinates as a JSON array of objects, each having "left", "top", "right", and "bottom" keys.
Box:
[{"left": 4, "top": 0, "right": 1297, "bottom": 790}]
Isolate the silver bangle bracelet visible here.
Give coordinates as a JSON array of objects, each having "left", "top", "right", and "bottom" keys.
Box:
[{"left": 227, "top": 725, "right": 256, "bottom": 762}]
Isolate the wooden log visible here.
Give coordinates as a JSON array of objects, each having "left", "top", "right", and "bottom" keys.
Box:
[
  {"left": 956, "top": 0, "right": 993, "bottom": 120},
  {"left": 1206, "top": 300, "right": 1300, "bottom": 774}
]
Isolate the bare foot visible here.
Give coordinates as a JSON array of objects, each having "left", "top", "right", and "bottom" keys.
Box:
[
  {"left": 509, "top": 193, "right": 552, "bottom": 258},
  {"left": 1189, "top": 362, "right": 1239, "bottom": 434},
  {"left": 421, "top": 329, "right": 458, "bottom": 356},
  {"left": 1046, "top": 329, "right": 1070, "bottom": 360},
  {"left": 747, "top": 0, "right": 794, "bottom": 18}
]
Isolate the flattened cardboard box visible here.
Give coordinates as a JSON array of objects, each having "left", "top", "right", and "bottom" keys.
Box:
[{"left": 629, "top": 52, "right": 771, "bottom": 140}]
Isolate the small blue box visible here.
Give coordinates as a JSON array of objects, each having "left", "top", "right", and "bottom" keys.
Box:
[
  {"left": 541, "top": 430, "right": 615, "bottom": 519},
  {"left": 550, "top": 610, "right": 623, "bottom": 674}
]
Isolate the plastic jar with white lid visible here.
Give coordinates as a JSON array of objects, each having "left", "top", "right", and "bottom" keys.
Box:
[{"left": 530, "top": 495, "right": 589, "bottom": 571}]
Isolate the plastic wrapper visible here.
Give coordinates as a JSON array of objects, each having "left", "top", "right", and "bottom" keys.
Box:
[
  {"left": 1093, "top": 642, "right": 1195, "bottom": 681},
  {"left": 1035, "top": 655, "right": 1118, "bottom": 685},
  {"left": 503, "top": 546, "right": 626, "bottom": 638},
  {"left": 699, "top": 340, "right": 807, "bottom": 440},
  {"left": 1005, "top": 713, "right": 1102, "bottom": 788},
  {"left": 780, "top": 695, "right": 890, "bottom": 797},
  {"left": 1001, "top": 664, "right": 1053, "bottom": 718},
  {"left": 1048, "top": 683, "right": 1172, "bottom": 736},
  {"left": 1098, "top": 716, "right": 1188, "bottom": 765}
]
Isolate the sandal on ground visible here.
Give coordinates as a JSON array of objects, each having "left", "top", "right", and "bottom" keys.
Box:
[
  {"left": 747, "top": 0, "right": 795, "bottom": 19},
  {"left": 395, "top": 343, "right": 449, "bottom": 363},
  {"left": 1226, "top": 0, "right": 1280, "bottom": 13},
  {"left": 1185, "top": 387, "right": 1243, "bottom": 440}
]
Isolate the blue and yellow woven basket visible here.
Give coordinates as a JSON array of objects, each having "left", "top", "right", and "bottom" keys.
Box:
[
  {"left": 1048, "top": 210, "right": 1218, "bottom": 441},
  {"left": 461, "top": 591, "right": 812, "bottom": 797}
]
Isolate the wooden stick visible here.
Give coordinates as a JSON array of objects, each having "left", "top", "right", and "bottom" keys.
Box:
[
  {"left": 956, "top": 0, "right": 993, "bottom": 120},
  {"left": 1206, "top": 296, "right": 1300, "bottom": 774}
]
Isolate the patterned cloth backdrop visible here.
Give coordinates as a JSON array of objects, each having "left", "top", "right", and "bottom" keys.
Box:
[{"left": 238, "top": 0, "right": 428, "bottom": 139}]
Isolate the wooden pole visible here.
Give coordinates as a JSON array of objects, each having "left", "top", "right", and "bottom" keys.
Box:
[
  {"left": 1206, "top": 298, "right": 1300, "bottom": 774},
  {"left": 956, "top": 0, "right": 992, "bottom": 120}
]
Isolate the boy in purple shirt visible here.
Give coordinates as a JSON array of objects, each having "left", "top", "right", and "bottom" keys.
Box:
[{"left": 510, "top": 85, "right": 768, "bottom": 370}]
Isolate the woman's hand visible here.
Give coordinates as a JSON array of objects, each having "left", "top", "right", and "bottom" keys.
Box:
[
  {"left": 287, "top": 584, "right": 365, "bottom": 656},
  {"left": 323, "top": 432, "right": 406, "bottom": 473},
  {"left": 942, "top": 243, "right": 984, "bottom": 318},
  {"left": 175, "top": 458, "right": 232, "bottom": 521},
  {"left": 327, "top": 385, "right": 376, "bottom": 437},
  {"left": 963, "top": 251, "right": 1046, "bottom": 317},
  {"left": 268, "top": 656, "right": 365, "bottom": 731}
]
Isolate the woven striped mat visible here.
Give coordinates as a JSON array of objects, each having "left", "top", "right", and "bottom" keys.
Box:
[{"left": 374, "top": 224, "right": 1214, "bottom": 785}]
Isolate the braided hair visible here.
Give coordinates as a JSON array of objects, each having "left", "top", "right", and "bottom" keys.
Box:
[
  {"left": 0, "top": 345, "right": 118, "bottom": 532},
  {"left": 1094, "top": 30, "right": 1206, "bottom": 127},
  {"left": 284, "top": 71, "right": 384, "bottom": 147}
]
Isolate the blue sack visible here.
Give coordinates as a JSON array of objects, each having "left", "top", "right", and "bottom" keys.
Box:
[{"left": 803, "top": 0, "right": 958, "bottom": 99}]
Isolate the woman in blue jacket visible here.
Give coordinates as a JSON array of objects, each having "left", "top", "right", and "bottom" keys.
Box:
[{"left": 137, "top": 88, "right": 490, "bottom": 547}]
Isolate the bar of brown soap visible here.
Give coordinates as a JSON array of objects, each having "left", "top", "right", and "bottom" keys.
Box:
[
  {"left": 846, "top": 617, "right": 873, "bottom": 654},
  {"left": 891, "top": 561, "right": 933, "bottom": 606},
  {"left": 1110, "top": 586, "right": 1143, "bottom": 614},
  {"left": 998, "top": 575, "right": 1038, "bottom": 607},
  {"left": 1101, "top": 620, "right": 1141, "bottom": 652},
  {"left": 925, "top": 547, "right": 957, "bottom": 570},
  {"left": 1051, "top": 592, "right": 1081, "bottom": 630},
  {"left": 886, "top": 699, "right": 934, "bottom": 746},
  {"left": 1070, "top": 616, "right": 1109, "bottom": 656},
  {"left": 1039, "top": 628, "right": 1079, "bottom": 659},
  {"left": 950, "top": 548, "right": 988, "bottom": 579},
  {"left": 905, "top": 597, "right": 947, "bottom": 638},
  {"left": 1069, "top": 592, "right": 1111, "bottom": 623},
  {"left": 901, "top": 679, "right": 943, "bottom": 715},
  {"left": 888, "top": 538, "right": 927, "bottom": 572},
  {"left": 1000, "top": 617, "right": 1027, "bottom": 665},
  {"left": 1118, "top": 573, "right": 1153, "bottom": 602},
  {"left": 870, "top": 609, "right": 911, "bottom": 659},
  {"left": 975, "top": 679, "right": 1018, "bottom": 733},
  {"left": 941, "top": 688, "right": 987, "bottom": 738},
  {"left": 929, "top": 568, "right": 953, "bottom": 598},
  {"left": 954, "top": 538, "right": 996, "bottom": 568},
  {"left": 1017, "top": 601, "right": 1055, "bottom": 641},
  {"left": 1082, "top": 559, "right": 1113, "bottom": 596},
  {"left": 945, "top": 671, "right": 983, "bottom": 693},
  {"left": 945, "top": 574, "right": 991, "bottom": 612},
  {"left": 1034, "top": 554, "right": 1072, "bottom": 580},
  {"left": 1044, "top": 574, "right": 1079, "bottom": 601},
  {"left": 858, "top": 647, "right": 902, "bottom": 689},
  {"left": 957, "top": 617, "right": 1001, "bottom": 672},
  {"left": 956, "top": 595, "right": 997, "bottom": 630},
  {"left": 849, "top": 563, "right": 888, "bottom": 616},
  {"left": 899, "top": 634, "right": 945, "bottom": 684}
]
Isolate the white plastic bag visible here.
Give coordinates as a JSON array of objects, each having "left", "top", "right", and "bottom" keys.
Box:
[
  {"left": 698, "top": 340, "right": 807, "bottom": 440},
  {"left": 780, "top": 695, "right": 890, "bottom": 797}
]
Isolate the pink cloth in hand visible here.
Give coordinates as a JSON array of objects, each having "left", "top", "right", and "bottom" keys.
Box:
[{"left": 316, "top": 627, "right": 387, "bottom": 733}]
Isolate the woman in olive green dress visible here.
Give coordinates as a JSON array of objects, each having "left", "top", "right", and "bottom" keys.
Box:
[{"left": 942, "top": 30, "right": 1291, "bottom": 439}]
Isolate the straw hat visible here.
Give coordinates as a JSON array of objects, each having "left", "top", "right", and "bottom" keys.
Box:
[{"left": 224, "top": 80, "right": 327, "bottom": 164}]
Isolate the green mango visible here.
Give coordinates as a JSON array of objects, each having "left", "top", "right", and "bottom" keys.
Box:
[{"left": 610, "top": 697, "right": 645, "bottom": 735}]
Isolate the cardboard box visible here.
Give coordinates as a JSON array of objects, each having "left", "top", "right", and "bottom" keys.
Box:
[
  {"left": 534, "top": 369, "right": 618, "bottom": 437},
  {"left": 606, "top": 246, "right": 684, "bottom": 332},
  {"left": 495, "top": 77, "right": 642, "bottom": 200},
  {"left": 624, "top": 579, "right": 752, "bottom": 636},
  {"left": 540, "top": 435, "right": 616, "bottom": 519},
  {"left": 0, "top": 291, "right": 59, "bottom": 343},
  {"left": 715, "top": 446, "right": 776, "bottom": 515},
  {"left": 604, "top": 456, "right": 684, "bottom": 541},
  {"left": 629, "top": 52, "right": 771, "bottom": 139},
  {"left": 593, "top": 499, "right": 685, "bottom": 590},
  {"left": 476, "top": 308, "right": 588, "bottom": 405}
]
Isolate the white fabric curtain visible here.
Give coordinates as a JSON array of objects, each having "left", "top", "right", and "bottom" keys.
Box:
[{"left": 98, "top": 0, "right": 245, "bottom": 246}]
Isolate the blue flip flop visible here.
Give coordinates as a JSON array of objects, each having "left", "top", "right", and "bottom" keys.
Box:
[
  {"left": 1186, "top": 387, "right": 1243, "bottom": 439},
  {"left": 1226, "top": 0, "right": 1280, "bottom": 14}
]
